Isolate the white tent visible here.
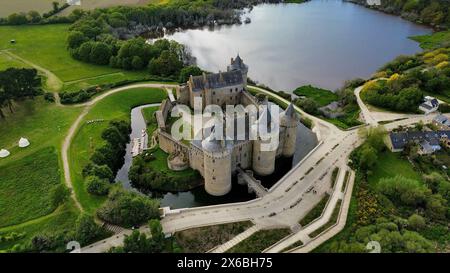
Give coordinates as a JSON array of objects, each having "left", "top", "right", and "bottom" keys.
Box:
[
  {"left": 0, "top": 149, "right": 10, "bottom": 158},
  {"left": 18, "top": 137, "right": 30, "bottom": 148}
]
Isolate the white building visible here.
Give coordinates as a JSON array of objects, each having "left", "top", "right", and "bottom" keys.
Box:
[{"left": 419, "top": 96, "right": 439, "bottom": 114}]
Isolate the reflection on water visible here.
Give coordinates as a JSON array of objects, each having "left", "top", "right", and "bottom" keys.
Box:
[{"left": 161, "top": 1, "right": 430, "bottom": 91}]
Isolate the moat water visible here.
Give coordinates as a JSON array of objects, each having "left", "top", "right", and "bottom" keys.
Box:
[
  {"left": 161, "top": 1, "right": 431, "bottom": 91},
  {"left": 115, "top": 105, "right": 318, "bottom": 209}
]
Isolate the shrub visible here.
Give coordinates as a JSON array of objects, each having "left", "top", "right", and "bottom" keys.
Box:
[
  {"left": 85, "top": 176, "right": 110, "bottom": 196},
  {"left": 97, "top": 187, "right": 160, "bottom": 227}
]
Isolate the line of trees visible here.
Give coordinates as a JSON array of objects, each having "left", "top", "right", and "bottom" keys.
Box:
[
  {"left": 0, "top": 68, "right": 42, "bottom": 118},
  {"left": 349, "top": 0, "right": 450, "bottom": 29},
  {"left": 0, "top": 2, "right": 74, "bottom": 25},
  {"left": 82, "top": 120, "right": 131, "bottom": 196}
]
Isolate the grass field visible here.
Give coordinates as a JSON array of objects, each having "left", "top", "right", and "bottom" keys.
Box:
[
  {"left": 174, "top": 221, "right": 253, "bottom": 253},
  {"left": 367, "top": 151, "right": 422, "bottom": 186},
  {"left": 0, "top": 24, "right": 149, "bottom": 92},
  {"left": 0, "top": 98, "right": 82, "bottom": 167},
  {"left": 293, "top": 85, "right": 338, "bottom": 107},
  {"left": 0, "top": 0, "right": 65, "bottom": 17},
  {"left": 0, "top": 203, "right": 78, "bottom": 251},
  {"left": 226, "top": 228, "right": 291, "bottom": 253},
  {"left": 0, "top": 51, "right": 29, "bottom": 70},
  {"left": 411, "top": 31, "right": 450, "bottom": 50},
  {"left": 0, "top": 147, "right": 62, "bottom": 228},
  {"left": 69, "top": 87, "right": 167, "bottom": 213}
]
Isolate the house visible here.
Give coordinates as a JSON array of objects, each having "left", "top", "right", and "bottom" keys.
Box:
[
  {"left": 387, "top": 130, "right": 450, "bottom": 153},
  {"left": 419, "top": 96, "right": 439, "bottom": 114},
  {"left": 432, "top": 114, "right": 450, "bottom": 130},
  {"left": 418, "top": 140, "right": 441, "bottom": 155}
]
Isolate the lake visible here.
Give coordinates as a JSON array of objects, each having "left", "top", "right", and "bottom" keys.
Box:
[{"left": 162, "top": 0, "right": 431, "bottom": 91}]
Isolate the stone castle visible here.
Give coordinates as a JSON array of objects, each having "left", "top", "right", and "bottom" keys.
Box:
[{"left": 155, "top": 55, "right": 299, "bottom": 196}]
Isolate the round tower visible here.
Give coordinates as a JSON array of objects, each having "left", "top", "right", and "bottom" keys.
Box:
[
  {"left": 227, "top": 54, "right": 248, "bottom": 86},
  {"left": 202, "top": 136, "right": 232, "bottom": 196},
  {"left": 252, "top": 104, "right": 277, "bottom": 176},
  {"left": 281, "top": 103, "right": 298, "bottom": 157}
]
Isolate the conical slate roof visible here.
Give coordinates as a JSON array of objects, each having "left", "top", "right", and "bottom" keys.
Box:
[
  {"left": 19, "top": 137, "right": 30, "bottom": 148},
  {"left": 0, "top": 149, "right": 10, "bottom": 158},
  {"left": 284, "top": 103, "right": 298, "bottom": 120}
]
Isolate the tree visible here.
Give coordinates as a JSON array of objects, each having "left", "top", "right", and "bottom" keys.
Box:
[
  {"left": 50, "top": 184, "right": 71, "bottom": 209},
  {"left": 77, "top": 42, "right": 94, "bottom": 62},
  {"left": 358, "top": 145, "right": 378, "bottom": 172},
  {"left": 148, "top": 50, "right": 183, "bottom": 77},
  {"left": 8, "top": 13, "right": 28, "bottom": 25},
  {"left": 408, "top": 214, "right": 426, "bottom": 231},
  {"left": 179, "top": 65, "right": 202, "bottom": 83},
  {"left": 97, "top": 187, "right": 160, "bottom": 227},
  {"left": 83, "top": 163, "right": 114, "bottom": 182},
  {"left": 67, "top": 31, "right": 87, "bottom": 49},
  {"left": 52, "top": 1, "right": 60, "bottom": 12},
  {"left": 89, "top": 42, "right": 112, "bottom": 65},
  {"left": 131, "top": 56, "right": 144, "bottom": 70},
  {"left": 75, "top": 214, "right": 107, "bottom": 246},
  {"left": 27, "top": 11, "right": 42, "bottom": 23},
  {"left": 85, "top": 176, "right": 110, "bottom": 196}
]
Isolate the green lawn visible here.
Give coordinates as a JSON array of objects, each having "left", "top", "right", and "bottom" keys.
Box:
[
  {"left": 0, "top": 51, "right": 29, "bottom": 70},
  {"left": 174, "top": 221, "right": 253, "bottom": 253},
  {"left": 0, "top": 97, "right": 82, "bottom": 250},
  {"left": 367, "top": 151, "right": 422, "bottom": 186},
  {"left": 0, "top": 24, "right": 149, "bottom": 92},
  {"left": 227, "top": 228, "right": 291, "bottom": 253},
  {"left": 299, "top": 193, "right": 330, "bottom": 226},
  {"left": 142, "top": 106, "right": 158, "bottom": 133},
  {"left": 0, "top": 98, "right": 81, "bottom": 167},
  {"left": 293, "top": 85, "right": 338, "bottom": 107},
  {"left": 0, "top": 203, "right": 78, "bottom": 251},
  {"left": 69, "top": 87, "right": 167, "bottom": 213},
  {"left": 411, "top": 31, "right": 450, "bottom": 50},
  {"left": 0, "top": 147, "right": 61, "bottom": 227}
]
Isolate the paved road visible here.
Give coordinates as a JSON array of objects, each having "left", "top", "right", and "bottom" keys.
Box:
[
  {"left": 78, "top": 83, "right": 449, "bottom": 253},
  {"left": 61, "top": 83, "right": 178, "bottom": 211},
  {"left": 354, "top": 84, "right": 420, "bottom": 125}
]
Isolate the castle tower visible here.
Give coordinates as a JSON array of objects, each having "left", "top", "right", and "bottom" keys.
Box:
[
  {"left": 202, "top": 133, "right": 232, "bottom": 196},
  {"left": 252, "top": 104, "right": 277, "bottom": 176},
  {"left": 227, "top": 54, "right": 249, "bottom": 86},
  {"left": 281, "top": 103, "right": 298, "bottom": 157}
]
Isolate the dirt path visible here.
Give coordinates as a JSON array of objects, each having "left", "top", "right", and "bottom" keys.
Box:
[
  {"left": 1, "top": 50, "right": 63, "bottom": 92},
  {"left": 61, "top": 83, "right": 178, "bottom": 212}
]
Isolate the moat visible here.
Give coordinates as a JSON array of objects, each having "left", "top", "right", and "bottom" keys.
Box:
[
  {"left": 161, "top": 1, "right": 431, "bottom": 91},
  {"left": 115, "top": 104, "right": 318, "bottom": 209}
]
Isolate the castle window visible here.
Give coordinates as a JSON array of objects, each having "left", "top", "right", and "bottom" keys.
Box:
[
  {"left": 258, "top": 156, "right": 260, "bottom": 161},
  {"left": 213, "top": 91, "right": 215, "bottom": 95},
  {"left": 235, "top": 88, "right": 238, "bottom": 92},
  {"left": 212, "top": 159, "right": 215, "bottom": 163}
]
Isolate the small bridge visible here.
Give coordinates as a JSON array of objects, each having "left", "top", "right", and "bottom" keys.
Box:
[{"left": 237, "top": 168, "right": 268, "bottom": 197}]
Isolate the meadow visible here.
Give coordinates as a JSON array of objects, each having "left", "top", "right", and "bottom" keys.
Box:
[
  {"left": 367, "top": 151, "right": 423, "bottom": 186},
  {"left": 0, "top": 96, "right": 82, "bottom": 250},
  {"left": 0, "top": 147, "right": 61, "bottom": 227},
  {"left": 293, "top": 85, "right": 338, "bottom": 107},
  {"left": 69, "top": 87, "right": 167, "bottom": 213},
  {"left": 0, "top": 24, "right": 148, "bottom": 92}
]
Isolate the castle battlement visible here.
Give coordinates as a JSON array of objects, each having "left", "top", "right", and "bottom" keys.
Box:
[{"left": 157, "top": 55, "right": 299, "bottom": 196}]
